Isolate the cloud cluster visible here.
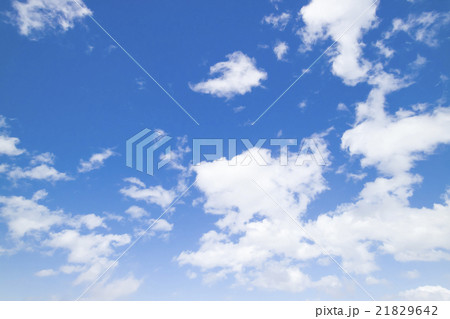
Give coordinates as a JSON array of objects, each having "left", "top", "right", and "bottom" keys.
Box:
[
  {"left": 179, "top": 0, "right": 450, "bottom": 297},
  {"left": 0, "top": 188, "right": 144, "bottom": 299},
  {"left": 177, "top": 136, "right": 336, "bottom": 291}
]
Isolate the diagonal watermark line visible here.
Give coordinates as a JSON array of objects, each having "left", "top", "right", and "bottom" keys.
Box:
[
  {"left": 251, "top": 178, "right": 375, "bottom": 301},
  {"left": 251, "top": 0, "right": 379, "bottom": 126},
  {"left": 71, "top": 0, "right": 200, "bottom": 126},
  {"left": 75, "top": 179, "right": 198, "bottom": 301}
]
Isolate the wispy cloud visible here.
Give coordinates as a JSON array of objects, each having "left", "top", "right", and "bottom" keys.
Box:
[
  {"left": 262, "top": 12, "right": 291, "bottom": 30},
  {"left": 78, "top": 149, "right": 116, "bottom": 173}
]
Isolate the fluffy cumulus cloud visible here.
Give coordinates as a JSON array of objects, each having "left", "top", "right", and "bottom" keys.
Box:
[
  {"left": 0, "top": 135, "right": 25, "bottom": 156},
  {"left": 9, "top": 0, "right": 91, "bottom": 38},
  {"left": 0, "top": 190, "right": 65, "bottom": 239},
  {"left": 0, "top": 120, "right": 25, "bottom": 156},
  {"left": 78, "top": 149, "right": 116, "bottom": 173},
  {"left": 189, "top": 51, "right": 268, "bottom": 99},
  {"left": 399, "top": 286, "right": 450, "bottom": 301},
  {"left": 177, "top": 136, "right": 338, "bottom": 291},
  {"left": 343, "top": 105, "right": 450, "bottom": 176},
  {"left": 273, "top": 41, "right": 289, "bottom": 60},
  {"left": 298, "top": 0, "right": 379, "bottom": 85},
  {"left": 8, "top": 164, "right": 71, "bottom": 182},
  {"left": 125, "top": 205, "right": 149, "bottom": 219}
]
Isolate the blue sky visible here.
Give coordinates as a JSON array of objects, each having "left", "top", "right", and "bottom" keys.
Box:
[{"left": 1, "top": 0, "right": 450, "bottom": 300}]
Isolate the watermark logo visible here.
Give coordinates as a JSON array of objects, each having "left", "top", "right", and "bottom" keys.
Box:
[
  {"left": 193, "top": 138, "right": 326, "bottom": 166},
  {"left": 126, "top": 129, "right": 172, "bottom": 176},
  {"left": 126, "top": 129, "right": 326, "bottom": 176}
]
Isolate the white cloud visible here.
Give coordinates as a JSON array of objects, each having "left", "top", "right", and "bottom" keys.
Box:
[
  {"left": 276, "top": 130, "right": 283, "bottom": 138},
  {"left": 0, "top": 115, "right": 7, "bottom": 128},
  {"left": 35, "top": 268, "right": 58, "bottom": 277},
  {"left": 78, "top": 149, "right": 116, "bottom": 173},
  {"left": 248, "top": 261, "right": 340, "bottom": 293},
  {"left": 123, "top": 177, "right": 145, "bottom": 187},
  {"left": 305, "top": 84, "right": 450, "bottom": 273},
  {"left": 385, "top": 12, "right": 450, "bottom": 47},
  {"left": 342, "top": 106, "right": 450, "bottom": 175},
  {"left": 180, "top": 0, "right": 450, "bottom": 288},
  {"left": 298, "top": 100, "right": 307, "bottom": 109},
  {"left": 411, "top": 54, "right": 427, "bottom": 68},
  {"left": 298, "top": 0, "right": 379, "bottom": 85},
  {"left": 120, "top": 178, "right": 176, "bottom": 209},
  {"left": 0, "top": 135, "right": 25, "bottom": 156},
  {"left": 404, "top": 269, "right": 420, "bottom": 279},
  {"left": 0, "top": 188, "right": 141, "bottom": 297},
  {"left": 0, "top": 190, "right": 65, "bottom": 239},
  {"left": 86, "top": 275, "right": 142, "bottom": 300},
  {"left": 177, "top": 135, "right": 334, "bottom": 291},
  {"left": 186, "top": 270, "right": 197, "bottom": 279},
  {"left": 262, "top": 12, "right": 291, "bottom": 31},
  {"left": 0, "top": 164, "right": 9, "bottom": 173},
  {"left": 365, "top": 276, "right": 388, "bottom": 285},
  {"left": 9, "top": 0, "right": 92, "bottom": 38},
  {"left": 133, "top": 217, "right": 173, "bottom": 239},
  {"left": 8, "top": 164, "right": 71, "bottom": 182},
  {"left": 298, "top": 54, "right": 450, "bottom": 273},
  {"left": 135, "top": 78, "right": 145, "bottom": 90},
  {"left": 149, "top": 219, "right": 173, "bottom": 232},
  {"left": 0, "top": 190, "right": 106, "bottom": 244},
  {"left": 233, "top": 106, "right": 246, "bottom": 113},
  {"left": 190, "top": 51, "right": 268, "bottom": 99},
  {"left": 337, "top": 102, "right": 349, "bottom": 111},
  {"left": 273, "top": 41, "right": 289, "bottom": 61},
  {"left": 31, "top": 152, "right": 55, "bottom": 165},
  {"left": 45, "top": 229, "right": 131, "bottom": 285},
  {"left": 346, "top": 172, "right": 367, "bottom": 182},
  {"left": 69, "top": 214, "right": 106, "bottom": 230},
  {"left": 374, "top": 40, "right": 394, "bottom": 58},
  {"left": 304, "top": 179, "right": 450, "bottom": 273},
  {"left": 399, "top": 286, "right": 450, "bottom": 301},
  {"left": 159, "top": 136, "right": 191, "bottom": 173},
  {"left": 125, "top": 205, "right": 148, "bottom": 219}
]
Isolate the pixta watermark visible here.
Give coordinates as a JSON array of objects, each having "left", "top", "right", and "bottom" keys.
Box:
[{"left": 126, "top": 129, "right": 326, "bottom": 176}]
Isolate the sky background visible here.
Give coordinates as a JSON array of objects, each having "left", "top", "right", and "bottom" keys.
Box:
[{"left": 1, "top": 0, "right": 450, "bottom": 300}]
